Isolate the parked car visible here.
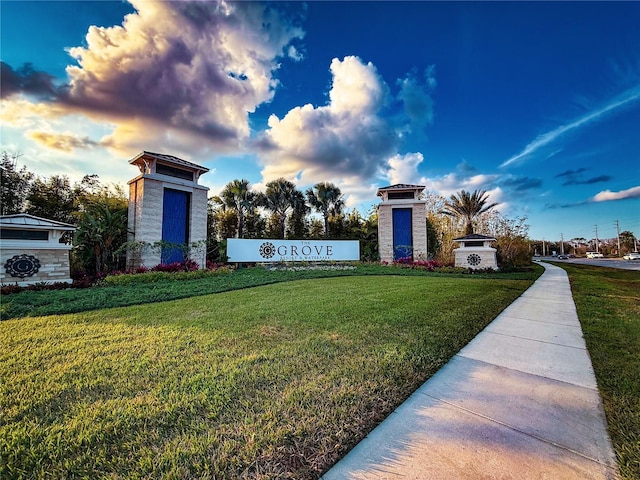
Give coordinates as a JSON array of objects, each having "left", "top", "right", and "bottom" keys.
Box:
[
  {"left": 586, "top": 252, "right": 604, "bottom": 258},
  {"left": 623, "top": 252, "right": 640, "bottom": 260}
]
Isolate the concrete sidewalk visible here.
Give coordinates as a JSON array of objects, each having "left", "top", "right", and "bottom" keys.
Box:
[{"left": 322, "top": 262, "right": 619, "bottom": 480}]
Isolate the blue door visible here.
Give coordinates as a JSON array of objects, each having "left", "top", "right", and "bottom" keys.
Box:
[
  {"left": 161, "top": 189, "right": 189, "bottom": 264},
  {"left": 393, "top": 208, "right": 413, "bottom": 260}
]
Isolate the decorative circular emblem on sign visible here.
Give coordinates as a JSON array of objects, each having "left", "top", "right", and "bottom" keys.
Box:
[
  {"left": 259, "top": 242, "right": 276, "bottom": 259},
  {"left": 467, "top": 254, "right": 482, "bottom": 266},
  {"left": 5, "top": 254, "right": 41, "bottom": 278}
]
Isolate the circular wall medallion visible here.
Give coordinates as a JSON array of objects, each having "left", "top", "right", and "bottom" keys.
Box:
[
  {"left": 467, "top": 253, "right": 482, "bottom": 266},
  {"left": 5, "top": 254, "right": 41, "bottom": 278},
  {"left": 259, "top": 242, "right": 276, "bottom": 259}
]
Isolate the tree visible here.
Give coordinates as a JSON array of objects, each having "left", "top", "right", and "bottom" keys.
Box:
[
  {"left": 620, "top": 231, "right": 637, "bottom": 253},
  {"left": 73, "top": 181, "right": 128, "bottom": 275},
  {"left": 217, "top": 179, "right": 258, "bottom": 238},
  {"left": 305, "top": 182, "right": 345, "bottom": 238},
  {"left": 485, "top": 213, "right": 531, "bottom": 268},
  {"left": 1, "top": 151, "right": 33, "bottom": 215},
  {"left": 258, "top": 178, "right": 305, "bottom": 239},
  {"left": 441, "top": 189, "right": 498, "bottom": 235},
  {"left": 286, "top": 199, "right": 310, "bottom": 239},
  {"left": 25, "top": 174, "right": 76, "bottom": 224}
]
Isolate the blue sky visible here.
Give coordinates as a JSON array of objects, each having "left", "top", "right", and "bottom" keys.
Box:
[{"left": 1, "top": 1, "right": 639, "bottom": 242}]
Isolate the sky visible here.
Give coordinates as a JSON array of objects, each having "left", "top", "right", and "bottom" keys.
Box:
[{"left": 1, "top": 0, "right": 639, "bottom": 242}]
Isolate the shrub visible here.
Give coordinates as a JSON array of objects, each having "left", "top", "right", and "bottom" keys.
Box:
[
  {"left": 103, "top": 266, "right": 232, "bottom": 286},
  {"left": 392, "top": 257, "right": 443, "bottom": 271},
  {"left": 0, "top": 284, "right": 23, "bottom": 295}
]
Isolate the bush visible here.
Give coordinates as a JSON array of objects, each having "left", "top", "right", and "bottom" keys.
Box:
[
  {"left": 103, "top": 266, "right": 232, "bottom": 286},
  {"left": 393, "top": 257, "right": 444, "bottom": 271},
  {"left": 1, "top": 281, "right": 76, "bottom": 295},
  {"left": 151, "top": 259, "right": 200, "bottom": 272}
]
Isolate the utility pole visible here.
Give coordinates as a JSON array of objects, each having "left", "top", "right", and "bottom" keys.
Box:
[
  {"left": 615, "top": 220, "right": 621, "bottom": 257},
  {"left": 594, "top": 225, "right": 599, "bottom": 253},
  {"left": 560, "top": 233, "right": 564, "bottom": 254}
]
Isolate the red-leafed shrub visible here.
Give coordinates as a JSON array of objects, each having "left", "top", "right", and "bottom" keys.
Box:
[
  {"left": 150, "top": 260, "right": 200, "bottom": 273},
  {"left": 392, "top": 257, "right": 443, "bottom": 271},
  {"left": 206, "top": 260, "right": 226, "bottom": 270}
]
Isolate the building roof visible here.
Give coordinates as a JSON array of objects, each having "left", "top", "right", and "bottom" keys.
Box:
[
  {"left": 453, "top": 233, "right": 496, "bottom": 241},
  {"left": 376, "top": 184, "right": 426, "bottom": 196},
  {"left": 0, "top": 214, "right": 76, "bottom": 230},
  {"left": 129, "top": 151, "right": 210, "bottom": 173}
]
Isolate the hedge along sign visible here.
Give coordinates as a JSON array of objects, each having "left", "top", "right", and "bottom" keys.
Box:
[{"left": 227, "top": 239, "right": 360, "bottom": 262}]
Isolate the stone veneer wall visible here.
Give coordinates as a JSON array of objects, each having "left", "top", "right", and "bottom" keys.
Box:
[
  {"left": 453, "top": 246, "right": 498, "bottom": 270},
  {"left": 127, "top": 176, "right": 208, "bottom": 269},
  {"left": 1, "top": 247, "right": 72, "bottom": 285},
  {"left": 377, "top": 202, "right": 427, "bottom": 263}
]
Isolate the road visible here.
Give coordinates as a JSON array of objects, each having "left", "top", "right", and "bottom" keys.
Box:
[{"left": 536, "top": 256, "right": 640, "bottom": 271}]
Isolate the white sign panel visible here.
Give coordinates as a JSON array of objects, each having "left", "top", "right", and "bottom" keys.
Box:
[{"left": 227, "top": 239, "right": 360, "bottom": 262}]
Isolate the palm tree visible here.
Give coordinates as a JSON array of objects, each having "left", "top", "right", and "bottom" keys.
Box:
[
  {"left": 441, "top": 189, "right": 498, "bottom": 235},
  {"left": 74, "top": 202, "right": 127, "bottom": 274},
  {"left": 258, "top": 178, "right": 305, "bottom": 239},
  {"left": 306, "top": 182, "right": 344, "bottom": 238},
  {"left": 217, "top": 179, "right": 257, "bottom": 238}
]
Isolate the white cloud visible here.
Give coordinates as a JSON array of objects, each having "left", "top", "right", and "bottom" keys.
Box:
[
  {"left": 259, "top": 56, "right": 398, "bottom": 186},
  {"left": 592, "top": 185, "right": 640, "bottom": 202},
  {"left": 386, "top": 152, "right": 426, "bottom": 185},
  {"left": 501, "top": 84, "right": 640, "bottom": 168}
]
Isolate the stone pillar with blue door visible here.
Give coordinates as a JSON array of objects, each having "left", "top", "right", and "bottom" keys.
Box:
[
  {"left": 127, "top": 151, "right": 209, "bottom": 269},
  {"left": 377, "top": 184, "right": 428, "bottom": 263}
]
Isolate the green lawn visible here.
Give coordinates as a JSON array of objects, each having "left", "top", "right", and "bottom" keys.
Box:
[
  {"left": 1, "top": 270, "right": 537, "bottom": 479},
  {"left": 559, "top": 263, "right": 640, "bottom": 480},
  {"left": 0, "top": 264, "right": 538, "bottom": 321}
]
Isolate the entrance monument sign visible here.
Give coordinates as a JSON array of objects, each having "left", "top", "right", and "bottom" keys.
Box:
[
  {"left": 453, "top": 233, "right": 498, "bottom": 270},
  {"left": 227, "top": 239, "right": 360, "bottom": 263}
]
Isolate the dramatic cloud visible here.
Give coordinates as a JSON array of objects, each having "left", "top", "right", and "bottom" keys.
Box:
[
  {"left": 259, "top": 56, "right": 398, "bottom": 185},
  {"left": 0, "top": 62, "right": 58, "bottom": 99},
  {"left": 501, "top": 84, "right": 640, "bottom": 167},
  {"left": 2, "top": 0, "right": 305, "bottom": 154},
  {"left": 27, "top": 131, "right": 111, "bottom": 152},
  {"left": 592, "top": 186, "right": 640, "bottom": 202}
]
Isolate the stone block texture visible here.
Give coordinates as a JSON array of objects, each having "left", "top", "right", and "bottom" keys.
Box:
[
  {"left": 127, "top": 175, "right": 208, "bottom": 269},
  {"left": 378, "top": 202, "right": 427, "bottom": 263},
  {"left": 454, "top": 247, "right": 498, "bottom": 270},
  {"left": 1, "top": 247, "right": 72, "bottom": 285}
]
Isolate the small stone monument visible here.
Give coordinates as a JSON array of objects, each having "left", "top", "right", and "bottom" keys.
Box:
[
  {"left": 1, "top": 214, "right": 76, "bottom": 285},
  {"left": 377, "top": 184, "right": 427, "bottom": 263},
  {"left": 453, "top": 233, "right": 498, "bottom": 270},
  {"left": 127, "top": 151, "right": 209, "bottom": 269}
]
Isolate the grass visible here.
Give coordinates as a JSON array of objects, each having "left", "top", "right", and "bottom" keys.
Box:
[
  {"left": 558, "top": 263, "right": 640, "bottom": 480},
  {"left": 0, "top": 263, "right": 538, "bottom": 321},
  {"left": 0, "top": 268, "right": 539, "bottom": 479}
]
